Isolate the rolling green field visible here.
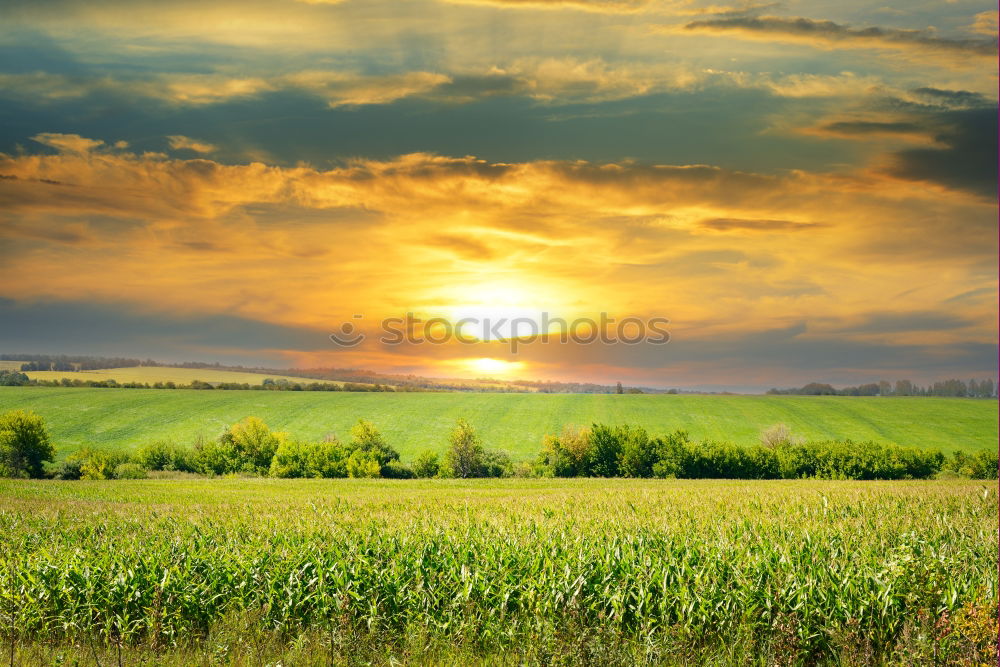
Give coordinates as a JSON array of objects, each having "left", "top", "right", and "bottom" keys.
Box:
[
  {"left": 0, "top": 386, "right": 994, "bottom": 460},
  {"left": 1, "top": 478, "right": 995, "bottom": 664},
  {"left": 21, "top": 365, "right": 344, "bottom": 387}
]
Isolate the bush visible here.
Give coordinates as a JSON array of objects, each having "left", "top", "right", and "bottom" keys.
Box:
[
  {"left": 346, "top": 450, "right": 382, "bottom": 478},
  {"left": 439, "top": 420, "right": 511, "bottom": 478},
  {"left": 587, "top": 424, "right": 622, "bottom": 477},
  {"left": 943, "top": 450, "right": 999, "bottom": 479},
  {"left": 0, "top": 410, "right": 54, "bottom": 478},
  {"left": 538, "top": 426, "right": 590, "bottom": 477},
  {"left": 112, "top": 462, "right": 148, "bottom": 479},
  {"left": 411, "top": 450, "right": 440, "bottom": 478},
  {"left": 381, "top": 461, "right": 416, "bottom": 479},
  {"left": 760, "top": 423, "right": 798, "bottom": 448},
  {"left": 269, "top": 438, "right": 351, "bottom": 478},
  {"left": 616, "top": 425, "right": 658, "bottom": 478},
  {"left": 52, "top": 457, "right": 83, "bottom": 480},
  {"left": 480, "top": 449, "right": 513, "bottom": 478},
  {"left": 194, "top": 417, "right": 285, "bottom": 475},
  {"left": 63, "top": 448, "right": 132, "bottom": 480},
  {"left": 349, "top": 419, "right": 400, "bottom": 471},
  {"left": 0, "top": 370, "right": 29, "bottom": 386},
  {"left": 535, "top": 424, "right": 952, "bottom": 481},
  {"left": 135, "top": 441, "right": 195, "bottom": 472}
]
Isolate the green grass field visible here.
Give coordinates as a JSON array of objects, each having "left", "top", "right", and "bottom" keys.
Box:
[
  {"left": 2, "top": 478, "right": 995, "bottom": 664},
  {"left": 0, "top": 386, "right": 994, "bottom": 459},
  {"left": 21, "top": 365, "right": 345, "bottom": 387}
]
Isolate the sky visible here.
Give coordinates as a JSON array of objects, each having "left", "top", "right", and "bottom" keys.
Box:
[{"left": 0, "top": 0, "right": 996, "bottom": 391}]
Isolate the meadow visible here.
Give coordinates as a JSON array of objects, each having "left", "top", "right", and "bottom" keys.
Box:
[
  {"left": 1, "top": 478, "right": 995, "bottom": 665},
  {"left": 0, "top": 386, "right": 994, "bottom": 460}
]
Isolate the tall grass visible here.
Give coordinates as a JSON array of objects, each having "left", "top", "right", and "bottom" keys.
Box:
[{"left": 0, "top": 478, "right": 996, "bottom": 664}]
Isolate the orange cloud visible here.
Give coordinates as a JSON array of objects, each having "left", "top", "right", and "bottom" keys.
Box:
[{"left": 0, "top": 136, "right": 994, "bottom": 360}]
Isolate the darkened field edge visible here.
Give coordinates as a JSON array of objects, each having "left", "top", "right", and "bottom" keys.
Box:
[{"left": 0, "top": 479, "right": 996, "bottom": 665}]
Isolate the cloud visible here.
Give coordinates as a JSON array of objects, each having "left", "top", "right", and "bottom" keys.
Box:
[
  {"left": 677, "top": 14, "right": 998, "bottom": 62},
  {"left": 424, "top": 234, "right": 498, "bottom": 260},
  {"left": 167, "top": 135, "right": 218, "bottom": 153},
  {"left": 441, "top": 0, "right": 656, "bottom": 13},
  {"left": 699, "top": 218, "right": 824, "bottom": 232},
  {"left": 283, "top": 71, "right": 452, "bottom": 107},
  {"left": 904, "top": 87, "right": 992, "bottom": 110},
  {"left": 0, "top": 59, "right": 715, "bottom": 109},
  {"left": 969, "top": 10, "right": 998, "bottom": 37},
  {"left": 0, "top": 136, "right": 994, "bottom": 364},
  {"left": 885, "top": 107, "right": 997, "bottom": 198},
  {"left": 761, "top": 72, "right": 887, "bottom": 99},
  {"left": 32, "top": 132, "right": 104, "bottom": 153}
]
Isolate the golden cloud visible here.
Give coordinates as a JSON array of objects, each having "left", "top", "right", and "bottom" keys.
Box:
[
  {"left": 0, "top": 136, "right": 994, "bottom": 353},
  {"left": 672, "top": 14, "right": 999, "bottom": 67},
  {"left": 167, "top": 135, "right": 218, "bottom": 153}
]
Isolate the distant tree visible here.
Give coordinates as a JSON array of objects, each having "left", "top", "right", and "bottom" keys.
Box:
[
  {"left": 616, "top": 382, "right": 624, "bottom": 394},
  {"left": 442, "top": 419, "right": 486, "bottom": 478},
  {"left": 894, "top": 380, "right": 914, "bottom": 396},
  {"left": 0, "top": 370, "right": 29, "bottom": 386},
  {"left": 0, "top": 410, "right": 54, "bottom": 478},
  {"left": 878, "top": 380, "right": 892, "bottom": 396}
]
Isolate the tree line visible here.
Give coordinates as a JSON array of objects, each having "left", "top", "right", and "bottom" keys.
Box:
[
  {"left": 1, "top": 411, "right": 995, "bottom": 481},
  {"left": 0, "top": 371, "right": 401, "bottom": 392},
  {"left": 768, "top": 378, "right": 997, "bottom": 398}
]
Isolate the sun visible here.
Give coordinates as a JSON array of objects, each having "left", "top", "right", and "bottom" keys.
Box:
[{"left": 463, "top": 357, "right": 525, "bottom": 376}]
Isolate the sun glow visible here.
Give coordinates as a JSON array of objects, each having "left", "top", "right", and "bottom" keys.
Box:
[{"left": 462, "top": 357, "right": 525, "bottom": 376}]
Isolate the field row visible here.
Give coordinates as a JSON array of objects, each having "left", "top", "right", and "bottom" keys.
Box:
[{"left": 1, "top": 479, "right": 996, "bottom": 664}]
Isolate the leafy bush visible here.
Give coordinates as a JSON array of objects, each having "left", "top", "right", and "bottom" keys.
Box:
[
  {"left": 587, "top": 424, "right": 623, "bottom": 477},
  {"left": 346, "top": 450, "right": 382, "bottom": 478},
  {"left": 411, "top": 450, "right": 440, "bottom": 478},
  {"left": 349, "top": 419, "right": 400, "bottom": 473},
  {"left": 0, "top": 370, "right": 30, "bottom": 386},
  {"left": 616, "top": 425, "right": 659, "bottom": 478},
  {"left": 0, "top": 409, "right": 54, "bottom": 478},
  {"left": 480, "top": 449, "right": 514, "bottom": 478},
  {"left": 534, "top": 423, "right": 952, "bottom": 480},
  {"left": 538, "top": 426, "right": 591, "bottom": 477},
  {"left": 194, "top": 417, "right": 285, "bottom": 475},
  {"left": 112, "top": 462, "right": 148, "bottom": 479},
  {"left": 381, "top": 461, "right": 416, "bottom": 479},
  {"left": 942, "top": 449, "right": 999, "bottom": 479},
  {"left": 441, "top": 420, "right": 510, "bottom": 478},
  {"left": 135, "top": 441, "right": 195, "bottom": 472},
  {"left": 269, "top": 438, "right": 351, "bottom": 478},
  {"left": 63, "top": 448, "right": 132, "bottom": 480}
]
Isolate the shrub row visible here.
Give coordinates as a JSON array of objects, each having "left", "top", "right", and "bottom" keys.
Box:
[
  {"left": 1, "top": 409, "right": 995, "bottom": 481},
  {"left": 533, "top": 424, "right": 997, "bottom": 480},
  {"left": 50, "top": 417, "right": 514, "bottom": 480}
]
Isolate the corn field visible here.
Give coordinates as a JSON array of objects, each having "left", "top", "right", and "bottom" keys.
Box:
[{"left": 0, "top": 478, "right": 996, "bottom": 665}]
